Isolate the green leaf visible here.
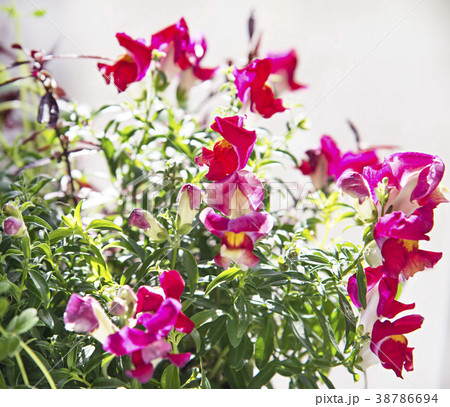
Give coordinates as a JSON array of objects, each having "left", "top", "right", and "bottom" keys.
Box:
[
  {"left": 181, "top": 249, "right": 198, "bottom": 295},
  {"left": 74, "top": 200, "right": 83, "bottom": 227},
  {"left": 226, "top": 312, "right": 244, "bottom": 348},
  {"left": 23, "top": 215, "right": 53, "bottom": 230},
  {"left": 205, "top": 267, "right": 240, "bottom": 296},
  {"left": 0, "top": 337, "right": 20, "bottom": 360},
  {"left": 356, "top": 261, "right": 367, "bottom": 309},
  {"left": 255, "top": 318, "right": 274, "bottom": 369},
  {"left": 319, "top": 372, "right": 335, "bottom": 389},
  {"left": 87, "top": 219, "right": 122, "bottom": 232},
  {"left": 0, "top": 298, "right": 8, "bottom": 317},
  {"left": 248, "top": 361, "right": 277, "bottom": 389},
  {"left": 190, "top": 328, "right": 201, "bottom": 353},
  {"left": 0, "top": 281, "right": 11, "bottom": 295},
  {"left": 308, "top": 301, "right": 341, "bottom": 355},
  {"left": 337, "top": 291, "right": 356, "bottom": 351},
  {"left": 189, "top": 309, "right": 224, "bottom": 328},
  {"left": 229, "top": 334, "right": 253, "bottom": 370},
  {"left": 48, "top": 227, "right": 73, "bottom": 244},
  {"left": 160, "top": 364, "right": 180, "bottom": 389},
  {"left": 28, "top": 270, "right": 50, "bottom": 305},
  {"left": 7, "top": 308, "right": 39, "bottom": 334}
]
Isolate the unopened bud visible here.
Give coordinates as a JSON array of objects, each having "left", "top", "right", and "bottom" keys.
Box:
[
  {"left": 108, "top": 285, "right": 137, "bottom": 318},
  {"left": 2, "top": 202, "right": 20, "bottom": 218},
  {"left": 129, "top": 209, "right": 168, "bottom": 243},
  {"left": 2, "top": 217, "right": 25, "bottom": 237},
  {"left": 176, "top": 184, "right": 202, "bottom": 233}
]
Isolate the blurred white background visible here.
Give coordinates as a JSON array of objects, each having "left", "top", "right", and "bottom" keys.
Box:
[{"left": 1, "top": 0, "right": 450, "bottom": 389}]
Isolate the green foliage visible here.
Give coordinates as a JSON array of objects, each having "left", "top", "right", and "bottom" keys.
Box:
[{"left": 0, "top": 10, "right": 372, "bottom": 390}]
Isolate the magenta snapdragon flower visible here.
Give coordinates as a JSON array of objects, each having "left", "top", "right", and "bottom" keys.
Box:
[
  {"left": 299, "top": 135, "right": 379, "bottom": 190},
  {"left": 98, "top": 33, "right": 152, "bottom": 92},
  {"left": 233, "top": 59, "right": 286, "bottom": 118},
  {"left": 195, "top": 116, "right": 257, "bottom": 182},
  {"left": 200, "top": 208, "right": 273, "bottom": 269}
]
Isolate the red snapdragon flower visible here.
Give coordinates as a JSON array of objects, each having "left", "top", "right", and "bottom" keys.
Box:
[
  {"left": 266, "top": 49, "right": 307, "bottom": 93},
  {"left": 98, "top": 33, "right": 152, "bottom": 92},
  {"left": 299, "top": 135, "right": 378, "bottom": 190},
  {"left": 233, "top": 58, "right": 286, "bottom": 118},
  {"left": 373, "top": 203, "right": 443, "bottom": 279},
  {"left": 195, "top": 115, "right": 257, "bottom": 181},
  {"left": 370, "top": 315, "right": 424, "bottom": 378}
]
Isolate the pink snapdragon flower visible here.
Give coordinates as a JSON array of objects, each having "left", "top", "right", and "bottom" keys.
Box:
[
  {"left": 200, "top": 208, "right": 273, "bottom": 269},
  {"left": 151, "top": 17, "right": 216, "bottom": 84},
  {"left": 64, "top": 294, "right": 117, "bottom": 343},
  {"left": 195, "top": 115, "right": 257, "bottom": 181},
  {"left": 204, "top": 170, "right": 264, "bottom": 218},
  {"left": 338, "top": 152, "right": 446, "bottom": 217},
  {"left": 266, "top": 49, "right": 307, "bottom": 93},
  {"left": 373, "top": 203, "right": 442, "bottom": 279},
  {"left": 299, "top": 135, "right": 378, "bottom": 190},
  {"left": 64, "top": 271, "right": 193, "bottom": 384},
  {"left": 233, "top": 58, "right": 286, "bottom": 118},
  {"left": 98, "top": 33, "right": 152, "bottom": 92}
]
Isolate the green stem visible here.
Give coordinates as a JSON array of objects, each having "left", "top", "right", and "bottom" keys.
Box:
[
  {"left": 210, "top": 345, "right": 229, "bottom": 379},
  {"left": 15, "top": 352, "right": 30, "bottom": 387},
  {"left": 19, "top": 339, "right": 57, "bottom": 389}
]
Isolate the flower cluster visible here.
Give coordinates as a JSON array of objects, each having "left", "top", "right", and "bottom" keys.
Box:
[
  {"left": 196, "top": 115, "right": 273, "bottom": 269},
  {"left": 338, "top": 152, "right": 447, "bottom": 377},
  {"left": 98, "top": 18, "right": 216, "bottom": 92},
  {"left": 64, "top": 270, "right": 194, "bottom": 383}
]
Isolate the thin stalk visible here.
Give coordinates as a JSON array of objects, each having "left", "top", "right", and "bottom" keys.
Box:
[
  {"left": 15, "top": 352, "right": 30, "bottom": 387},
  {"left": 19, "top": 339, "right": 57, "bottom": 389}
]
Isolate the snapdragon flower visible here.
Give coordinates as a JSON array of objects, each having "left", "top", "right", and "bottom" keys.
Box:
[
  {"left": 195, "top": 115, "right": 257, "bottom": 181},
  {"left": 233, "top": 58, "right": 286, "bottom": 118},
  {"left": 98, "top": 33, "right": 152, "bottom": 92},
  {"left": 204, "top": 170, "right": 264, "bottom": 218},
  {"left": 151, "top": 17, "right": 216, "bottom": 84},
  {"left": 266, "top": 49, "right": 307, "bottom": 93},
  {"left": 299, "top": 135, "right": 378, "bottom": 190},
  {"left": 64, "top": 270, "right": 193, "bottom": 384},
  {"left": 200, "top": 208, "right": 273, "bottom": 269}
]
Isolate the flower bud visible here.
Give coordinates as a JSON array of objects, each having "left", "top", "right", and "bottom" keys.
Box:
[
  {"left": 129, "top": 209, "right": 168, "bottom": 242},
  {"left": 176, "top": 184, "right": 202, "bottom": 233},
  {"left": 3, "top": 202, "right": 21, "bottom": 218},
  {"left": 2, "top": 217, "right": 26, "bottom": 237},
  {"left": 108, "top": 285, "right": 137, "bottom": 318}
]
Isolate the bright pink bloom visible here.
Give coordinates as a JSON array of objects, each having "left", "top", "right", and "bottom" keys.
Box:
[
  {"left": 98, "top": 33, "right": 152, "bottom": 92},
  {"left": 200, "top": 208, "right": 273, "bottom": 269},
  {"left": 136, "top": 270, "right": 195, "bottom": 334},
  {"left": 300, "top": 135, "right": 378, "bottom": 190},
  {"left": 347, "top": 267, "right": 415, "bottom": 319},
  {"left": 374, "top": 203, "right": 443, "bottom": 279},
  {"left": 267, "top": 49, "right": 306, "bottom": 92},
  {"left": 339, "top": 152, "right": 446, "bottom": 216},
  {"left": 204, "top": 170, "right": 264, "bottom": 218},
  {"left": 64, "top": 293, "right": 117, "bottom": 343},
  {"left": 233, "top": 59, "right": 286, "bottom": 118},
  {"left": 370, "top": 315, "right": 424, "bottom": 378},
  {"left": 195, "top": 116, "right": 257, "bottom": 181},
  {"left": 151, "top": 18, "right": 216, "bottom": 83}
]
